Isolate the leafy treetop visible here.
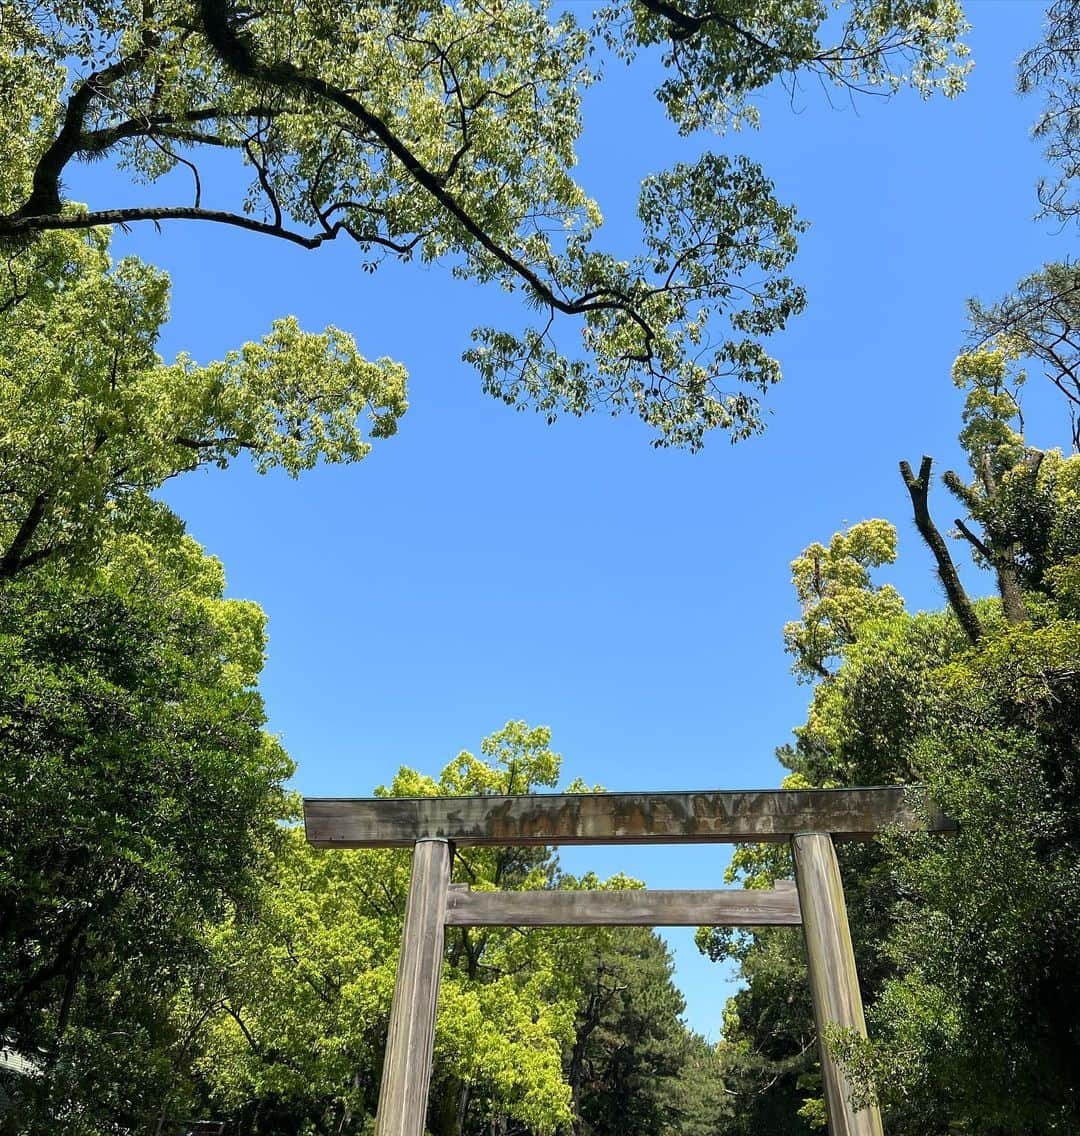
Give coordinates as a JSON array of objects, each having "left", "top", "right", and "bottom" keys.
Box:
[
  {"left": 0, "top": 226, "right": 407, "bottom": 581},
  {"left": 1, "top": 0, "right": 969, "bottom": 447}
]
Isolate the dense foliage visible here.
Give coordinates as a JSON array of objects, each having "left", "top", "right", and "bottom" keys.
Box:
[
  {"left": 0, "top": 537, "right": 291, "bottom": 1133},
  {"left": 709, "top": 333, "right": 1080, "bottom": 1136},
  {"left": 706, "top": 8, "right": 1080, "bottom": 1130},
  {"left": 0, "top": 219, "right": 405, "bottom": 1131}
]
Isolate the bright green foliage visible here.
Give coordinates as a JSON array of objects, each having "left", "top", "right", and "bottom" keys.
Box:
[
  {"left": 783, "top": 520, "right": 904, "bottom": 682},
  {"left": 397, "top": 720, "right": 564, "bottom": 799},
  {"left": 0, "top": 227, "right": 406, "bottom": 580},
  {"left": 791, "top": 606, "right": 968, "bottom": 785},
  {"left": 192, "top": 823, "right": 580, "bottom": 1136},
  {"left": 713, "top": 223, "right": 1080, "bottom": 1130},
  {"left": 713, "top": 336, "right": 1080, "bottom": 1133},
  {"left": 189, "top": 832, "right": 408, "bottom": 1130},
  {"left": 944, "top": 345, "right": 1080, "bottom": 625},
  {"left": 188, "top": 725, "right": 588, "bottom": 1135},
  {"left": 187, "top": 725, "right": 726, "bottom": 1136},
  {"left": 0, "top": 175, "right": 405, "bottom": 1131},
  {"left": 951, "top": 344, "right": 1027, "bottom": 469},
  {"left": 0, "top": 0, "right": 968, "bottom": 446},
  {"left": 467, "top": 152, "right": 807, "bottom": 448},
  {"left": 601, "top": 0, "right": 969, "bottom": 135},
  {"left": 824, "top": 612, "right": 1080, "bottom": 1131},
  {"left": 811, "top": 385, "right": 1080, "bottom": 1128}
]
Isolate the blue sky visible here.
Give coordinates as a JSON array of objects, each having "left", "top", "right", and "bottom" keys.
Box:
[{"left": 70, "top": 0, "right": 1065, "bottom": 1039}]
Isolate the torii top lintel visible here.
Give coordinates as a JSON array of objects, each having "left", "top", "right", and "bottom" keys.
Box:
[{"left": 303, "top": 786, "right": 954, "bottom": 849}]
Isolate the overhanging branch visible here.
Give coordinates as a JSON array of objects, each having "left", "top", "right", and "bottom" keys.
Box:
[
  {"left": 0, "top": 207, "right": 341, "bottom": 249},
  {"left": 196, "top": 0, "right": 648, "bottom": 329}
]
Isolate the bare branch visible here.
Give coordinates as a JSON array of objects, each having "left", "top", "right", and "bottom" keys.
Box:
[
  {"left": 953, "top": 517, "right": 993, "bottom": 562},
  {"left": 900, "top": 456, "right": 982, "bottom": 644}
]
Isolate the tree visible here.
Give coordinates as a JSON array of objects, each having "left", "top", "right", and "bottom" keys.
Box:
[
  {"left": 966, "top": 1, "right": 1080, "bottom": 449},
  {"left": 701, "top": 923, "right": 818, "bottom": 1136},
  {"left": 0, "top": 226, "right": 407, "bottom": 582},
  {"left": 0, "top": 0, "right": 969, "bottom": 447},
  {"left": 968, "top": 263, "right": 1080, "bottom": 451},
  {"left": 782, "top": 521, "right": 904, "bottom": 684},
  {"left": 0, "top": 531, "right": 294, "bottom": 1135},
  {"left": 710, "top": 336, "right": 1080, "bottom": 1133},
  {"left": 564, "top": 924, "right": 725, "bottom": 1136},
  {"left": 663, "top": 1031, "right": 733, "bottom": 1136},
  {"left": 1018, "top": 0, "right": 1080, "bottom": 227},
  {"left": 184, "top": 725, "right": 727, "bottom": 1136},
  {"left": 843, "top": 345, "right": 1080, "bottom": 1132},
  {"left": 0, "top": 210, "right": 409, "bottom": 1131},
  {"left": 187, "top": 724, "right": 586, "bottom": 1136}
]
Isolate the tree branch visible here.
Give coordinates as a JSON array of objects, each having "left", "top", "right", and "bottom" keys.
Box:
[
  {"left": 196, "top": 0, "right": 646, "bottom": 327},
  {"left": 0, "top": 207, "right": 342, "bottom": 249},
  {"left": 0, "top": 491, "right": 51, "bottom": 581},
  {"left": 953, "top": 517, "right": 993, "bottom": 562},
  {"left": 173, "top": 435, "right": 252, "bottom": 451},
  {"left": 0, "top": 910, "right": 93, "bottom": 1037},
  {"left": 77, "top": 105, "right": 277, "bottom": 155},
  {"left": 975, "top": 456, "right": 1030, "bottom": 625},
  {"left": 900, "top": 456, "right": 982, "bottom": 644},
  {"left": 636, "top": 0, "right": 776, "bottom": 52},
  {"left": 14, "top": 43, "right": 157, "bottom": 220},
  {"left": 2, "top": 3, "right": 664, "bottom": 365}
]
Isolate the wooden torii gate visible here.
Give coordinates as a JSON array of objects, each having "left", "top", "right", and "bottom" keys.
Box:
[{"left": 304, "top": 787, "right": 954, "bottom": 1136}]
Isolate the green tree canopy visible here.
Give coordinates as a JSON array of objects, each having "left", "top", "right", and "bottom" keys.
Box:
[
  {"left": 565, "top": 924, "right": 717, "bottom": 1136},
  {"left": 711, "top": 337, "right": 1080, "bottom": 1133},
  {"left": 183, "top": 723, "right": 699, "bottom": 1136},
  {"left": 1, "top": 0, "right": 969, "bottom": 447},
  {"left": 0, "top": 173, "right": 410, "bottom": 1133},
  {"left": 0, "top": 226, "right": 407, "bottom": 581},
  {"left": 0, "top": 530, "right": 294, "bottom": 1134}
]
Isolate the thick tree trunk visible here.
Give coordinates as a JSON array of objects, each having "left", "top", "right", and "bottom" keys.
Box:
[
  {"left": 455, "top": 1083, "right": 471, "bottom": 1136},
  {"left": 976, "top": 454, "right": 1029, "bottom": 625},
  {"left": 994, "top": 561, "right": 1029, "bottom": 625}
]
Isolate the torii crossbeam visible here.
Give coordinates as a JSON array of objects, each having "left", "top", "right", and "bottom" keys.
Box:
[{"left": 303, "top": 787, "right": 954, "bottom": 1136}]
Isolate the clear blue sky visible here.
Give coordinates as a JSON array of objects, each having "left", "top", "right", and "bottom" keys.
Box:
[{"left": 71, "top": 0, "right": 1065, "bottom": 1039}]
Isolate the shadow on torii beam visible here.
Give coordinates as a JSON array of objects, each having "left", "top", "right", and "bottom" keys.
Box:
[{"left": 303, "top": 787, "right": 955, "bottom": 1136}]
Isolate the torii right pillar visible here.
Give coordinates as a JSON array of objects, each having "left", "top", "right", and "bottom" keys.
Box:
[{"left": 793, "top": 833, "right": 884, "bottom": 1136}]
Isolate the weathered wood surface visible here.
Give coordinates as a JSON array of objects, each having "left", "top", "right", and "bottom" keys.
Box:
[
  {"left": 374, "top": 839, "right": 451, "bottom": 1136},
  {"left": 305, "top": 787, "right": 952, "bottom": 848},
  {"left": 793, "top": 833, "right": 884, "bottom": 1136},
  {"left": 444, "top": 882, "right": 802, "bottom": 926}
]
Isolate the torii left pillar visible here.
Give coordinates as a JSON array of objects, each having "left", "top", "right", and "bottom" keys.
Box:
[{"left": 375, "top": 838, "right": 451, "bottom": 1136}]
